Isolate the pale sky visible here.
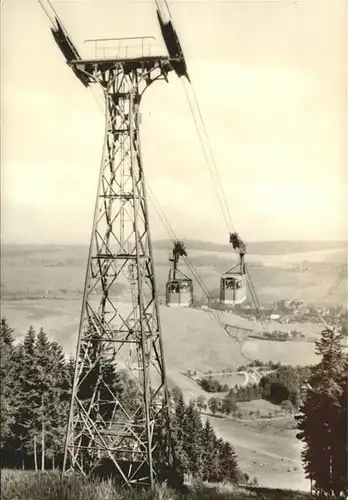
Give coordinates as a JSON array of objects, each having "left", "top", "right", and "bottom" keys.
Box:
[{"left": 1, "top": 0, "right": 347, "bottom": 244}]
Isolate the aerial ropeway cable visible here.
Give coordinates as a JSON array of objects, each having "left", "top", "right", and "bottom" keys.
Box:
[
  {"left": 153, "top": 0, "right": 270, "bottom": 329},
  {"left": 147, "top": 184, "right": 277, "bottom": 362}
]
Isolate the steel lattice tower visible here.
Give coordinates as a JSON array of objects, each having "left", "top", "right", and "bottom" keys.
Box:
[{"left": 60, "top": 45, "right": 180, "bottom": 487}]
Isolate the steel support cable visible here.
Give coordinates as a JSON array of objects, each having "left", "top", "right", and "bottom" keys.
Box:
[
  {"left": 181, "top": 83, "right": 273, "bottom": 339},
  {"left": 145, "top": 182, "right": 258, "bottom": 359},
  {"left": 181, "top": 78, "right": 272, "bottom": 339},
  {"left": 145, "top": 182, "right": 212, "bottom": 300},
  {"left": 153, "top": 0, "right": 232, "bottom": 231},
  {"left": 181, "top": 80, "right": 233, "bottom": 233},
  {"left": 180, "top": 77, "right": 277, "bottom": 356},
  {"left": 187, "top": 81, "right": 236, "bottom": 232},
  {"left": 37, "top": 0, "right": 56, "bottom": 25}
]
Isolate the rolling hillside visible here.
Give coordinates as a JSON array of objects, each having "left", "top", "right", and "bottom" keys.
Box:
[
  {"left": 1, "top": 298, "right": 320, "bottom": 401},
  {"left": 1, "top": 241, "right": 347, "bottom": 306}
]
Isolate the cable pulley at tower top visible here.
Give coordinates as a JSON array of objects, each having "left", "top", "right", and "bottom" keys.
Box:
[
  {"left": 38, "top": 0, "right": 90, "bottom": 87},
  {"left": 155, "top": 0, "right": 190, "bottom": 81}
]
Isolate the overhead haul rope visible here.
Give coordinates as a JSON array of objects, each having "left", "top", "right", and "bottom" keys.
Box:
[
  {"left": 155, "top": 0, "right": 274, "bottom": 343},
  {"left": 181, "top": 78, "right": 271, "bottom": 337},
  {"left": 145, "top": 181, "right": 213, "bottom": 301},
  {"left": 146, "top": 183, "right": 258, "bottom": 363}
]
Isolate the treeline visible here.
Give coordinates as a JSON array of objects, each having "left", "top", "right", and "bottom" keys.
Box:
[
  {"left": 237, "top": 360, "right": 281, "bottom": 372},
  {"left": 1, "top": 320, "right": 72, "bottom": 469},
  {"left": 0, "top": 319, "right": 247, "bottom": 485},
  {"left": 199, "top": 364, "right": 314, "bottom": 408},
  {"left": 169, "top": 387, "right": 247, "bottom": 483},
  {"left": 199, "top": 378, "right": 229, "bottom": 393},
  {"left": 260, "top": 365, "right": 312, "bottom": 406}
]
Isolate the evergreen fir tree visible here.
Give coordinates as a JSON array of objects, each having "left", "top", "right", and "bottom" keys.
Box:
[
  {"left": 217, "top": 439, "right": 239, "bottom": 483},
  {"left": 171, "top": 388, "right": 189, "bottom": 474},
  {"left": 208, "top": 397, "right": 221, "bottom": 414},
  {"left": 296, "top": 327, "right": 347, "bottom": 497},
  {"left": 44, "top": 339, "right": 71, "bottom": 464},
  {"left": 0, "top": 319, "right": 16, "bottom": 456},
  {"left": 200, "top": 419, "right": 219, "bottom": 482},
  {"left": 77, "top": 324, "right": 123, "bottom": 423},
  {"left": 182, "top": 401, "right": 203, "bottom": 477},
  {"left": 332, "top": 355, "right": 348, "bottom": 497},
  {"left": 12, "top": 326, "right": 40, "bottom": 465}
]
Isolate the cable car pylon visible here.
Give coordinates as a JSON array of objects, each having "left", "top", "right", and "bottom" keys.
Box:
[{"left": 38, "top": 0, "right": 192, "bottom": 488}]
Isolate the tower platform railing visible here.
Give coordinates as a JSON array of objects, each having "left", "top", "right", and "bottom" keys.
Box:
[{"left": 84, "top": 36, "right": 163, "bottom": 61}]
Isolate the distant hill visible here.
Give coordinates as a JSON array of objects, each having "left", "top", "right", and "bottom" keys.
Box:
[
  {"left": 1, "top": 241, "right": 346, "bottom": 306},
  {"left": 2, "top": 240, "right": 347, "bottom": 257},
  {"left": 153, "top": 239, "right": 347, "bottom": 255}
]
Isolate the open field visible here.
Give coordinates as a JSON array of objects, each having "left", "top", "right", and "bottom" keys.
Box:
[
  {"left": 207, "top": 416, "right": 309, "bottom": 492},
  {"left": 236, "top": 399, "right": 282, "bottom": 417}
]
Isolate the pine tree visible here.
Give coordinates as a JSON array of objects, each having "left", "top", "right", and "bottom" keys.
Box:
[
  {"left": 182, "top": 401, "right": 203, "bottom": 477},
  {"left": 8, "top": 327, "right": 73, "bottom": 468},
  {"left": 200, "top": 419, "right": 219, "bottom": 482},
  {"left": 12, "top": 326, "right": 40, "bottom": 466},
  {"left": 77, "top": 324, "right": 123, "bottom": 425},
  {"left": 171, "top": 388, "right": 189, "bottom": 474},
  {"left": 296, "top": 327, "right": 347, "bottom": 497},
  {"left": 0, "top": 319, "right": 16, "bottom": 456},
  {"left": 332, "top": 355, "right": 348, "bottom": 497},
  {"left": 43, "top": 339, "right": 71, "bottom": 465},
  {"left": 217, "top": 439, "right": 239, "bottom": 483}
]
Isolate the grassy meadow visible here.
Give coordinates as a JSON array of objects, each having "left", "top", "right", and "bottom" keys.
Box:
[{"left": 0, "top": 470, "right": 316, "bottom": 500}]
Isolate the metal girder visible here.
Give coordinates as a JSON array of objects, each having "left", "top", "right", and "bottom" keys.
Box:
[{"left": 62, "top": 60, "right": 175, "bottom": 488}]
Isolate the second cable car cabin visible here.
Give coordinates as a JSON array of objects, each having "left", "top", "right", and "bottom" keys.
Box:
[
  {"left": 220, "top": 233, "right": 247, "bottom": 306},
  {"left": 166, "top": 241, "right": 193, "bottom": 307}
]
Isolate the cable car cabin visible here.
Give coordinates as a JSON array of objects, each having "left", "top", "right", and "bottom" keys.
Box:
[
  {"left": 166, "top": 278, "right": 193, "bottom": 307},
  {"left": 220, "top": 272, "right": 247, "bottom": 306}
]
